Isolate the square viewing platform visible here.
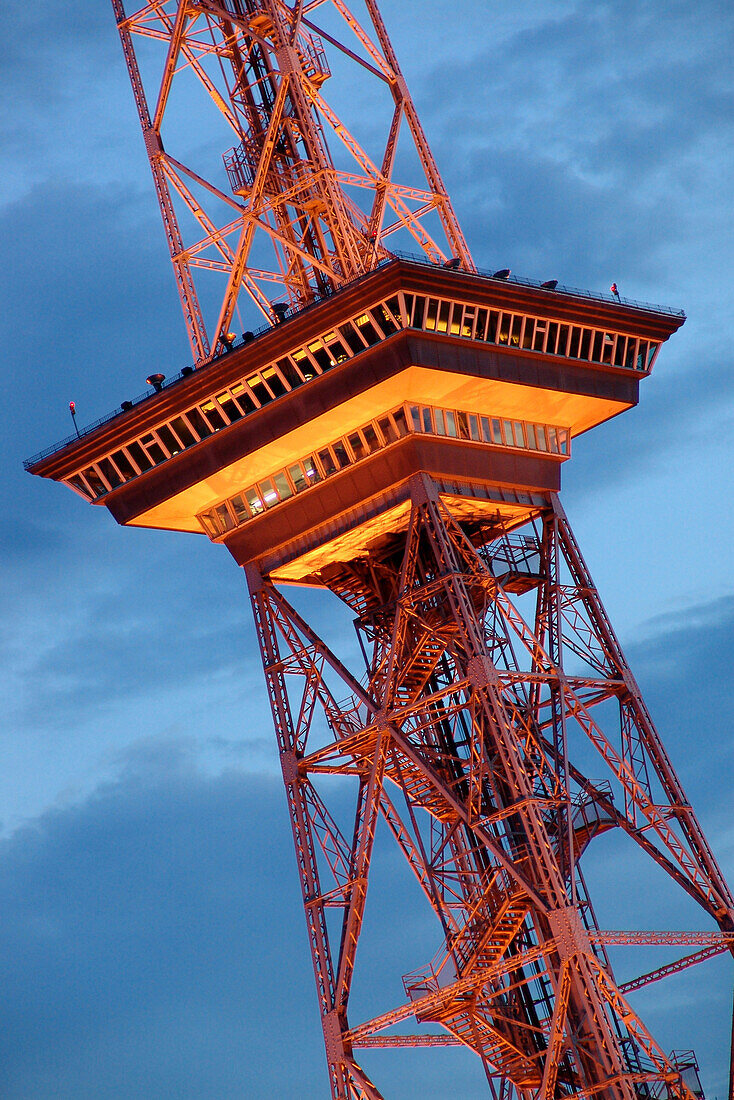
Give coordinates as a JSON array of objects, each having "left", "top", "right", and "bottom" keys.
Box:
[{"left": 26, "top": 256, "right": 684, "bottom": 583}]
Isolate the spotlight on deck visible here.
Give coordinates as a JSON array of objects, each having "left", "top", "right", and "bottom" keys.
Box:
[
  {"left": 121, "top": 400, "right": 133, "bottom": 411},
  {"left": 243, "top": 331, "right": 255, "bottom": 343},
  {"left": 540, "top": 279, "right": 558, "bottom": 290},
  {"left": 443, "top": 257, "right": 461, "bottom": 270},
  {"left": 146, "top": 373, "right": 166, "bottom": 392},
  {"left": 181, "top": 366, "right": 194, "bottom": 377},
  {"left": 492, "top": 268, "right": 511, "bottom": 280},
  {"left": 220, "top": 332, "right": 236, "bottom": 352},
  {"left": 272, "top": 302, "right": 289, "bottom": 324}
]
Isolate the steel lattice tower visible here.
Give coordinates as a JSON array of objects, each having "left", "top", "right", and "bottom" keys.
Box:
[{"left": 26, "top": 2, "right": 734, "bottom": 1097}]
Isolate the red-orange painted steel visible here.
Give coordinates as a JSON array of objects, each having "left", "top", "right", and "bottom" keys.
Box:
[
  {"left": 246, "top": 481, "right": 734, "bottom": 1099},
  {"left": 26, "top": 2, "right": 732, "bottom": 1097},
  {"left": 110, "top": 0, "right": 473, "bottom": 363}
]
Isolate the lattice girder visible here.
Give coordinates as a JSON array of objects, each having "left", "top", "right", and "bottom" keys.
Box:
[
  {"left": 112, "top": 0, "right": 473, "bottom": 362},
  {"left": 244, "top": 477, "right": 729, "bottom": 1098}
]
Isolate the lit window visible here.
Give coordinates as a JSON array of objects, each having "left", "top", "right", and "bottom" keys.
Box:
[
  {"left": 98, "top": 457, "right": 122, "bottom": 488},
  {"left": 214, "top": 503, "right": 235, "bottom": 531},
  {"left": 273, "top": 471, "right": 293, "bottom": 501},
  {"left": 262, "top": 368, "right": 287, "bottom": 397},
  {"left": 410, "top": 296, "right": 426, "bottom": 327},
  {"left": 200, "top": 402, "right": 226, "bottom": 430},
  {"left": 199, "top": 511, "right": 218, "bottom": 537},
  {"left": 113, "top": 450, "right": 136, "bottom": 479},
  {"left": 318, "top": 448, "right": 337, "bottom": 477},
  {"left": 460, "top": 307, "right": 474, "bottom": 337},
  {"left": 348, "top": 432, "right": 367, "bottom": 461},
  {"left": 289, "top": 463, "right": 308, "bottom": 493},
  {"left": 378, "top": 416, "right": 397, "bottom": 443},
  {"left": 245, "top": 488, "right": 265, "bottom": 515},
  {"left": 363, "top": 425, "right": 380, "bottom": 453},
  {"left": 332, "top": 441, "right": 350, "bottom": 469},
  {"left": 230, "top": 495, "right": 249, "bottom": 523},
  {"left": 158, "top": 424, "right": 181, "bottom": 454},
  {"left": 392, "top": 408, "right": 408, "bottom": 436},
  {"left": 258, "top": 479, "right": 278, "bottom": 507},
  {"left": 171, "top": 416, "right": 196, "bottom": 447},
  {"left": 141, "top": 433, "right": 166, "bottom": 464},
  {"left": 67, "top": 474, "right": 93, "bottom": 499},
  {"left": 302, "top": 456, "right": 321, "bottom": 483}
]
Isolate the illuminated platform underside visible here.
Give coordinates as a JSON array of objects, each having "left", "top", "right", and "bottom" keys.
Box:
[
  {"left": 123, "top": 358, "right": 613, "bottom": 536},
  {"left": 263, "top": 491, "right": 541, "bottom": 585},
  {"left": 28, "top": 260, "right": 683, "bottom": 587},
  {"left": 221, "top": 433, "right": 555, "bottom": 582}
]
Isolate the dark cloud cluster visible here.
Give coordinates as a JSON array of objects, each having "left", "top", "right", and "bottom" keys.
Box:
[
  {"left": 0, "top": 751, "right": 495, "bottom": 1098},
  {"left": 421, "top": 0, "right": 734, "bottom": 292},
  {"left": 0, "top": 762, "right": 321, "bottom": 1098}
]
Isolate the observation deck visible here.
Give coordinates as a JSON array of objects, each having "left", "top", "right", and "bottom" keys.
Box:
[{"left": 26, "top": 257, "right": 683, "bottom": 584}]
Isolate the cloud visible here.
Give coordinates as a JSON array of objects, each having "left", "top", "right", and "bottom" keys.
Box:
[
  {"left": 4, "top": 0, "right": 733, "bottom": 1094},
  {"left": 0, "top": 749, "right": 491, "bottom": 1099},
  {"left": 420, "top": 0, "right": 734, "bottom": 293},
  {"left": 564, "top": 592, "right": 734, "bottom": 1097},
  {"left": 627, "top": 595, "right": 734, "bottom": 804},
  {"left": 0, "top": 3, "right": 135, "bottom": 207},
  {"left": 0, "top": 760, "right": 322, "bottom": 1098}
]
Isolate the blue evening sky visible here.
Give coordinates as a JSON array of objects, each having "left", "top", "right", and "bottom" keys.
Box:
[{"left": 3, "top": 1, "right": 733, "bottom": 1096}]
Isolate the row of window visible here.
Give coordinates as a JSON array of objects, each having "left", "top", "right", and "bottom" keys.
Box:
[
  {"left": 407, "top": 405, "right": 569, "bottom": 454},
  {"left": 197, "top": 402, "right": 569, "bottom": 537},
  {"left": 65, "top": 295, "right": 405, "bottom": 501},
  {"left": 404, "top": 293, "right": 659, "bottom": 372},
  {"left": 64, "top": 285, "right": 648, "bottom": 502}
]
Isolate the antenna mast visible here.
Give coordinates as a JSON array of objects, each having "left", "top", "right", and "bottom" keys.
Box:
[{"left": 112, "top": 0, "right": 473, "bottom": 361}]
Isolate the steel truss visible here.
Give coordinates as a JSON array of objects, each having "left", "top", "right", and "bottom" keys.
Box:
[
  {"left": 246, "top": 475, "right": 734, "bottom": 1099},
  {"left": 111, "top": 0, "right": 472, "bottom": 362}
]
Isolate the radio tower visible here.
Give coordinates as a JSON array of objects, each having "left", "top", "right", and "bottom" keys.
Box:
[{"left": 26, "top": 1, "right": 734, "bottom": 1097}]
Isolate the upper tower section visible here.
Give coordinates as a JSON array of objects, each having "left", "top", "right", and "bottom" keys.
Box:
[
  {"left": 26, "top": 259, "right": 684, "bottom": 583},
  {"left": 26, "top": 1, "right": 685, "bottom": 588},
  {"left": 111, "top": 0, "right": 473, "bottom": 363}
]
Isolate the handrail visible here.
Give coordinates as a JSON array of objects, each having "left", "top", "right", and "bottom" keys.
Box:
[
  {"left": 24, "top": 253, "right": 684, "bottom": 470},
  {"left": 391, "top": 250, "right": 686, "bottom": 318}
]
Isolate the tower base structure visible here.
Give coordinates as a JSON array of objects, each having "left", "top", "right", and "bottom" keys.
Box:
[
  {"left": 26, "top": 260, "right": 733, "bottom": 1097},
  {"left": 245, "top": 479, "right": 733, "bottom": 1100}
]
